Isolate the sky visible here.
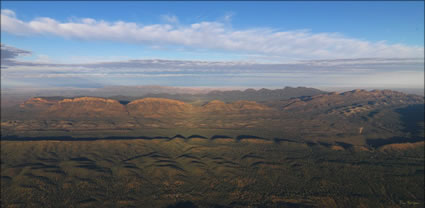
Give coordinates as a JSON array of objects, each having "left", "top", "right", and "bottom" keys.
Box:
[{"left": 1, "top": 2, "right": 424, "bottom": 89}]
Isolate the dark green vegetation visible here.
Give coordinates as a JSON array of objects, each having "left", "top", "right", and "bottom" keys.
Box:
[
  {"left": 1, "top": 88, "right": 424, "bottom": 207},
  {"left": 1, "top": 138, "right": 424, "bottom": 208}
]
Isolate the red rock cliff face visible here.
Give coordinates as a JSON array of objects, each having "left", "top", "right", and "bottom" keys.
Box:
[
  {"left": 20, "top": 98, "right": 57, "bottom": 110},
  {"left": 127, "top": 98, "right": 194, "bottom": 117},
  {"left": 21, "top": 97, "right": 127, "bottom": 118},
  {"left": 19, "top": 97, "right": 272, "bottom": 119},
  {"left": 48, "top": 97, "right": 127, "bottom": 118}
]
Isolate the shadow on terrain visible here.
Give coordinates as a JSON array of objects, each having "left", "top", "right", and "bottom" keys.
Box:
[
  {"left": 166, "top": 201, "right": 198, "bottom": 208},
  {"left": 236, "top": 135, "right": 266, "bottom": 141},
  {"left": 187, "top": 135, "right": 207, "bottom": 139},
  {"left": 366, "top": 137, "right": 424, "bottom": 148},
  {"left": 395, "top": 104, "right": 424, "bottom": 136},
  {"left": 210, "top": 135, "right": 232, "bottom": 140},
  {"left": 2, "top": 134, "right": 262, "bottom": 141},
  {"left": 118, "top": 100, "right": 131, "bottom": 105},
  {"left": 335, "top": 142, "right": 353, "bottom": 149},
  {"left": 366, "top": 104, "right": 424, "bottom": 148}
]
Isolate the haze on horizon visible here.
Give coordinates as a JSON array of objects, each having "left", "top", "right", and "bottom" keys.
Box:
[{"left": 1, "top": 2, "right": 424, "bottom": 90}]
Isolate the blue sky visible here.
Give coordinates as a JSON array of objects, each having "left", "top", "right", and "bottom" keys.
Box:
[{"left": 1, "top": 2, "right": 424, "bottom": 89}]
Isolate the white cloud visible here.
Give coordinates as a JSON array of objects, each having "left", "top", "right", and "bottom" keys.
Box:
[
  {"left": 2, "top": 43, "right": 422, "bottom": 74},
  {"left": 33, "top": 54, "right": 52, "bottom": 63},
  {"left": 221, "top": 12, "right": 234, "bottom": 22},
  {"left": 1, "top": 9, "right": 423, "bottom": 60},
  {"left": 161, "top": 14, "right": 179, "bottom": 24},
  {"left": 1, "top": 9, "right": 15, "bottom": 18}
]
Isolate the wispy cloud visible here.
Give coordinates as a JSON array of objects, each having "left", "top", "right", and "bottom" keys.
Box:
[
  {"left": 2, "top": 44, "right": 422, "bottom": 73},
  {"left": 2, "top": 9, "right": 423, "bottom": 60},
  {"left": 1, "top": 9, "right": 15, "bottom": 18},
  {"left": 160, "top": 14, "right": 179, "bottom": 24},
  {"left": 1, "top": 44, "right": 423, "bottom": 88},
  {"left": 0, "top": 44, "right": 32, "bottom": 67}
]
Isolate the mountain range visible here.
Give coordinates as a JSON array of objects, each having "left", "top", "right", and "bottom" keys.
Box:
[
  {"left": 1, "top": 87, "right": 424, "bottom": 208},
  {"left": 114, "top": 86, "right": 325, "bottom": 103},
  {"left": 2, "top": 88, "right": 423, "bottom": 148}
]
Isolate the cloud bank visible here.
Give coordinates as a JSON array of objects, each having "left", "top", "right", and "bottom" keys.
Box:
[
  {"left": 2, "top": 43, "right": 422, "bottom": 73},
  {"left": 1, "top": 44, "right": 423, "bottom": 89},
  {"left": 1, "top": 44, "right": 32, "bottom": 67},
  {"left": 1, "top": 9, "right": 423, "bottom": 60}
]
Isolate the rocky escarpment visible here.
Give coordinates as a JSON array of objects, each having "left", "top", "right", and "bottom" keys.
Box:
[
  {"left": 21, "top": 97, "right": 127, "bottom": 118},
  {"left": 19, "top": 89, "right": 421, "bottom": 119},
  {"left": 20, "top": 97, "right": 57, "bottom": 110},
  {"left": 16, "top": 89, "right": 424, "bottom": 119},
  {"left": 19, "top": 97, "right": 272, "bottom": 119},
  {"left": 50, "top": 97, "right": 126, "bottom": 118},
  {"left": 127, "top": 98, "right": 194, "bottom": 118},
  {"left": 3, "top": 89, "right": 424, "bottom": 144}
]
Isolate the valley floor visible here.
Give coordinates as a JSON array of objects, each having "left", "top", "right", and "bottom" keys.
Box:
[{"left": 1, "top": 138, "right": 424, "bottom": 208}]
